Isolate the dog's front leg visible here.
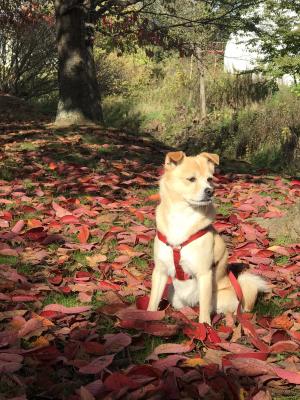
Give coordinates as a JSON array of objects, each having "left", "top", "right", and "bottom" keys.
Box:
[
  {"left": 197, "top": 269, "right": 213, "bottom": 324},
  {"left": 147, "top": 264, "right": 168, "bottom": 311}
]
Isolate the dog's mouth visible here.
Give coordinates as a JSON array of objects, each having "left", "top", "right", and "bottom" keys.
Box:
[{"left": 187, "top": 199, "right": 212, "bottom": 207}]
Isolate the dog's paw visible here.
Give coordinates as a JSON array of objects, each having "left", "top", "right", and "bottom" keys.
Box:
[{"left": 199, "top": 316, "right": 211, "bottom": 325}]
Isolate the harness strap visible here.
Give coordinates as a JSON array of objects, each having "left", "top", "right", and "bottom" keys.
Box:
[{"left": 157, "top": 228, "right": 210, "bottom": 281}]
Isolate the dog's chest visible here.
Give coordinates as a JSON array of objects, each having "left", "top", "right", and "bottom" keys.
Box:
[
  {"left": 165, "top": 210, "right": 199, "bottom": 246},
  {"left": 156, "top": 238, "right": 204, "bottom": 278}
]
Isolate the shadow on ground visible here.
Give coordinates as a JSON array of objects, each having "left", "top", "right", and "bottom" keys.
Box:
[{"left": 0, "top": 118, "right": 173, "bottom": 200}]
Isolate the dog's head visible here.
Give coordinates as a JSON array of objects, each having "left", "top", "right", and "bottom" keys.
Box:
[{"left": 161, "top": 151, "right": 219, "bottom": 206}]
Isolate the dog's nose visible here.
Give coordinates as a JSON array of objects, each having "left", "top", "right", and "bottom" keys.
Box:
[{"left": 204, "top": 187, "right": 214, "bottom": 197}]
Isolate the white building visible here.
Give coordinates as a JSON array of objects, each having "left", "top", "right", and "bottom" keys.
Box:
[
  {"left": 224, "top": 7, "right": 297, "bottom": 86},
  {"left": 224, "top": 32, "right": 295, "bottom": 85}
]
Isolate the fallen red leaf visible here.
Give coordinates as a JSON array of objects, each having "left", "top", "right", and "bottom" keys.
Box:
[
  {"left": 78, "top": 225, "right": 90, "bottom": 244},
  {"left": 79, "top": 354, "right": 114, "bottom": 374},
  {"left": 43, "top": 304, "right": 91, "bottom": 314},
  {"left": 270, "top": 315, "right": 293, "bottom": 330}
]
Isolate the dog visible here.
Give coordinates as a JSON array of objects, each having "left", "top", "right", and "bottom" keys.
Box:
[{"left": 147, "top": 151, "right": 267, "bottom": 324}]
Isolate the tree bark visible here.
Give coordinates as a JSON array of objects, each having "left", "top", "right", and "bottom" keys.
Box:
[
  {"left": 196, "top": 47, "right": 207, "bottom": 120},
  {"left": 54, "top": 0, "right": 103, "bottom": 126}
]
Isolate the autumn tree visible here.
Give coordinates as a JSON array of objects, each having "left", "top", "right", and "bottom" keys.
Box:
[{"left": 255, "top": 0, "right": 300, "bottom": 79}]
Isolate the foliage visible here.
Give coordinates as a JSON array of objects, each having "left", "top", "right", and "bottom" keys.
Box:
[
  {"left": 178, "top": 89, "right": 300, "bottom": 172},
  {"left": 0, "top": 0, "right": 57, "bottom": 99},
  {"left": 96, "top": 0, "right": 262, "bottom": 52},
  {"left": 251, "top": 0, "right": 300, "bottom": 78}
]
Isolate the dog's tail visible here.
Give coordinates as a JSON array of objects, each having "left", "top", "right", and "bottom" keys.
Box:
[{"left": 237, "top": 272, "right": 270, "bottom": 312}]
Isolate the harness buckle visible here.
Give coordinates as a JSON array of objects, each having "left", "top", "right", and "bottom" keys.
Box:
[{"left": 172, "top": 245, "right": 182, "bottom": 251}]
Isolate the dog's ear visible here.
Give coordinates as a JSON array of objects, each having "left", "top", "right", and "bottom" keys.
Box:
[
  {"left": 199, "top": 152, "right": 219, "bottom": 166},
  {"left": 165, "top": 151, "right": 185, "bottom": 169}
]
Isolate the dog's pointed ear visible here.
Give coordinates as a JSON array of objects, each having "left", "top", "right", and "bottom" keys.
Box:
[
  {"left": 165, "top": 151, "right": 185, "bottom": 169},
  {"left": 199, "top": 152, "right": 219, "bottom": 166}
]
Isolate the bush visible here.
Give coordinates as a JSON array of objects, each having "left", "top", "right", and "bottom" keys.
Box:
[
  {"left": 176, "top": 89, "right": 300, "bottom": 173},
  {"left": 0, "top": 2, "right": 57, "bottom": 99},
  {"left": 96, "top": 49, "right": 299, "bottom": 172}
]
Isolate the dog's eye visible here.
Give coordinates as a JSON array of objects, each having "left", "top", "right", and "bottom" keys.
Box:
[
  {"left": 187, "top": 177, "right": 196, "bottom": 182},
  {"left": 207, "top": 177, "right": 213, "bottom": 183}
]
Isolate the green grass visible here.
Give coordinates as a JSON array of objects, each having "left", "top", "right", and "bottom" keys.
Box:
[
  {"left": 259, "top": 191, "right": 286, "bottom": 201},
  {"left": 18, "top": 142, "right": 39, "bottom": 151},
  {"left": 23, "top": 178, "right": 35, "bottom": 190},
  {"left": 0, "top": 166, "right": 15, "bottom": 181},
  {"left": 130, "top": 335, "right": 166, "bottom": 364},
  {"left": 63, "top": 250, "right": 96, "bottom": 272},
  {"left": 16, "top": 211, "right": 41, "bottom": 220},
  {"left": 217, "top": 202, "right": 233, "bottom": 216},
  {"left": 98, "top": 145, "right": 113, "bottom": 154},
  {"left": 17, "top": 264, "right": 38, "bottom": 275},
  {"left": 0, "top": 255, "right": 19, "bottom": 265},
  {"left": 72, "top": 250, "right": 93, "bottom": 265},
  {"left": 91, "top": 293, "right": 106, "bottom": 310},
  {"left": 270, "top": 235, "right": 295, "bottom": 246},
  {"left": 135, "top": 187, "right": 158, "bottom": 198},
  {"left": 130, "top": 331, "right": 189, "bottom": 364},
  {"left": 132, "top": 257, "right": 148, "bottom": 272},
  {"left": 143, "top": 218, "right": 155, "bottom": 228},
  {"left": 97, "top": 223, "right": 110, "bottom": 231},
  {"left": 254, "top": 296, "right": 292, "bottom": 317},
  {"left": 42, "top": 292, "right": 80, "bottom": 307},
  {"left": 47, "top": 243, "right": 61, "bottom": 252},
  {"left": 0, "top": 379, "right": 21, "bottom": 398},
  {"left": 124, "top": 295, "right": 136, "bottom": 304},
  {"left": 97, "top": 315, "right": 118, "bottom": 335},
  {"left": 275, "top": 255, "right": 290, "bottom": 265}
]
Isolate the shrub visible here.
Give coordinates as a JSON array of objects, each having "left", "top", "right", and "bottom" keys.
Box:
[
  {"left": 176, "top": 89, "right": 300, "bottom": 173},
  {"left": 0, "top": 2, "right": 57, "bottom": 99}
]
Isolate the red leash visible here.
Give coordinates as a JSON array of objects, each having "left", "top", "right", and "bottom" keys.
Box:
[{"left": 156, "top": 228, "right": 245, "bottom": 348}]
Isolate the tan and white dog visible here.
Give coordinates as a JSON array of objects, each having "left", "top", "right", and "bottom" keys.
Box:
[{"left": 147, "top": 151, "right": 267, "bottom": 325}]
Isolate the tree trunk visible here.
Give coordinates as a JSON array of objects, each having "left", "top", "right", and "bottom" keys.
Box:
[
  {"left": 196, "top": 47, "right": 207, "bottom": 120},
  {"left": 199, "top": 66, "right": 206, "bottom": 119},
  {"left": 54, "top": 0, "right": 103, "bottom": 126}
]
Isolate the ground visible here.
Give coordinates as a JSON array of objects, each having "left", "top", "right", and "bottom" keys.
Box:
[{"left": 0, "top": 99, "right": 300, "bottom": 400}]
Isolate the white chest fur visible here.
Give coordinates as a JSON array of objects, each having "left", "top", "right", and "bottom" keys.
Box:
[
  {"left": 164, "top": 206, "right": 201, "bottom": 246},
  {"left": 154, "top": 232, "right": 214, "bottom": 278}
]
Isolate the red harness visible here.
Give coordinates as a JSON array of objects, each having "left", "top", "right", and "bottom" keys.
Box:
[
  {"left": 156, "top": 228, "right": 243, "bottom": 301},
  {"left": 157, "top": 228, "right": 210, "bottom": 280}
]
